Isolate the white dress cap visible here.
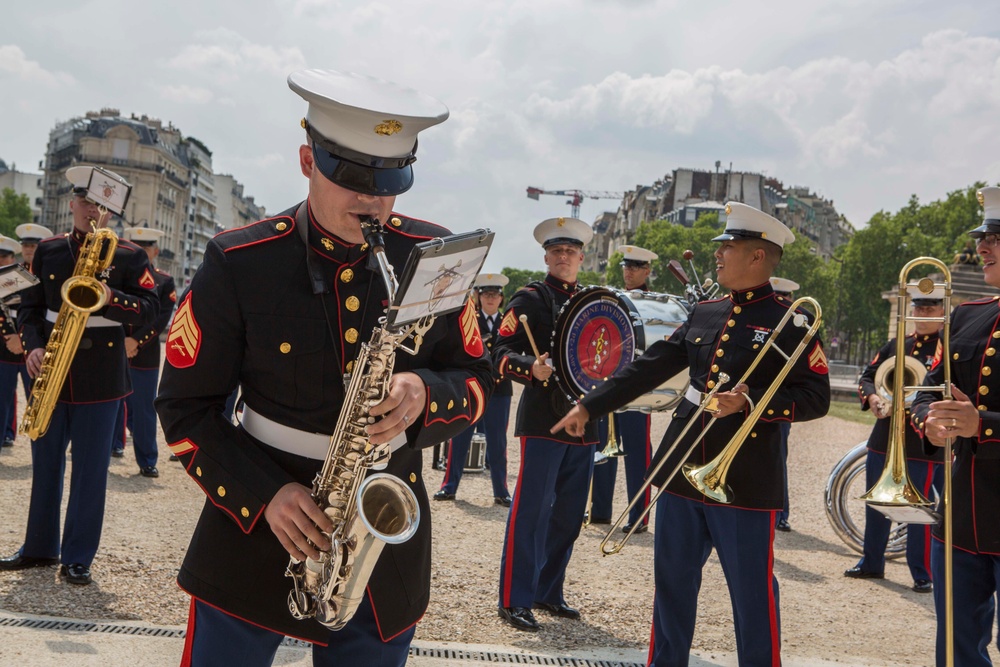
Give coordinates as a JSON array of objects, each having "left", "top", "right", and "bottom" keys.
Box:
[
  {"left": 123, "top": 227, "right": 165, "bottom": 243},
  {"left": 474, "top": 273, "right": 510, "bottom": 290},
  {"left": 714, "top": 202, "right": 795, "bottom": 249},
  {"left": 532, "top": 217, "right": 594, "bottom": 248},
  {"left": 907, "top": 284, "right": 945, "bottom": 304},
  {"left": 0, "top": 235, "right": 21, "bottom": 255},
  {"left": 769, "top": 277, "right": 800, "bottom": 294},
  {"left": 970, "top": 186, "right": 1000, "bottom": 237},
  {"left": 618, "top": 245, "right": 658, "bottom": 264},
  {"left": 14, "top": 223, "right": 53, "bottom": 243}
]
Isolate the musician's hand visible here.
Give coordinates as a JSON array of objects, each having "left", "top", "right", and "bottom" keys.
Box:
[
  {"left": 532, "top": 353, "right": 553, "bottom": 381},
  {"left": 925, "top": 384, "right": 979, "bottom": 446},
  {"left": 4, "top": 334, "right": 23, "bottom": 355},
  {"left": 868, "top": 394, "right": 890, "bottom": 419},
  {"left": 714, "top": 383, "right": 750, "bottom": 418},
  {"left": 124, "top": 337, "right": 139, "bottom": 358},
  {"left": 551, "top": 403, "right": 590, "bottom": 437},
  {"left": 367, "top": 371, "right": 426, "bottom": 445},
  {"left": 102, "top": 283, "right": 113, "bottom": 303},
  {"left": 265, "top": 482, "right": 333, "bottom": 561},
  {"left": 25, "top": 348, "right": 44, "bottom": 378}
]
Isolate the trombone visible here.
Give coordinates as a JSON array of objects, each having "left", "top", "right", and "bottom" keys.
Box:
[
  {"left": 600, "top": 295, "right": 823, "bottom": 555},
  {"left": 859, "top": 257, "right": 954, "bottom": 665}
]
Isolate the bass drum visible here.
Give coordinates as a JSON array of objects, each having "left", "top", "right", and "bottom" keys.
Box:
[
  {"left": 550, "top": 287, "right": 690, "bottom": 413},
  {"left": 824, "top": 441, "right": 906, "bottom": 558}
]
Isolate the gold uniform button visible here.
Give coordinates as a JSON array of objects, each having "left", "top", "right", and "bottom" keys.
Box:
[
  {"left": 767, "top": 409, "right": 774, "bottom": 415},
  {"left": 463, "top": 398, "right": 468, "bottom": 407},
  {"left": 733, "top": 306, "right": 742, "bottom": 314},
  {"left": 346, "top": 360, "right": 354, "bottom": 373},
  {"left": 783, "top": 410, "right": 790, "bottom": 415},
  {"left": 954, "top": 353, "right": 960, "bottom": 360},
  {"left": 196, "top": 467, "right": 202, "bottom": 477},
  {"left": 711, "top": 364, "right": 719, "bottom": 372},
  {"left": 241, "top": 507, "right": 249, "bottom": 518},
  {"left": 280, "top": 342, "right": 291, "bottom": 353},
  {"left": 722, "top": 334, "right": 730, "bottom": 342},
  {"left": 727, "top": 319, "right": 736, "bottom": 327},
  {"left": 345, "top": 328, "right": 358, "bottom": 344},
  {"left": 340, "top": 268, "right": 354, "bottom": 283},
  {"left": 447, "top": 400, "right": 454, "bottom": 410},
  {"left": 108, "top": 342, "right": 114, "bottom": 347},
  {"left": 979, "top": 405, "right": 987, "bottom": 411},
  {"left": 985, "top": 367, "right": 993, "bottom": 376},
  {"left": 49, "top": 274, "right": 55, "bottom": 280},
  {"left": 695, "top": 337, "right": 701, "bottom": 343},
  {"left": 430, "top": 402, "right": 438, "bottom": 413},
  {"left": 409, "top": 473, "right": 417, "bottom": 483},
  {"left": 391, "top": 217, "right": 402, "bottom": 226},
  {"left": 276, "top": 222, "right": 287, "bottom": 231},
  {"left": 707, "top": 380, "right": 716, "bottom": 389},
  {"left": 989, "top": 348, "right": 997, "bottom": 357},
  {"left": 980, "top": 386, "right": 989, "bottom": 395},
  {"left": 750, "top": 432, "right": 757, "bottom": 438},
  {"left": 217, "top": 486, "right": 226, "bottom": 497},
  {"left": 988, "top": 429, "right": 995, "bottom": 437},
  {"left": 994, "top": 331, "right": 1000, "bottom": 339},
  {"left": 716, "top": 349, "right": 724, "bottom": 357},
  {"left": 346, "top": 296, "right": 360, "bottom": 312},
  {"left": 753, "top": 344, "right": 760, "bottom": 349}
]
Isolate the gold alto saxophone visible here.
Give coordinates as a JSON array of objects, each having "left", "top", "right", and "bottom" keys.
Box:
[
  {"left": 286, "top": 216, "right": 435, "bottom": 631},
  {"left": 20, "top": 215, "right": 117, "bottom": 440}
]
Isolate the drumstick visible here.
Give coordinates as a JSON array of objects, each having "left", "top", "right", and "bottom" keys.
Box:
[{"left": 518, "top": 314, "right": 542, "bottom": 359}]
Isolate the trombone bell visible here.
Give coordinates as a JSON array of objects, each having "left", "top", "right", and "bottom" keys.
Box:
[{"left": 682, "top": 462, "right": 732, "bottom": 504}]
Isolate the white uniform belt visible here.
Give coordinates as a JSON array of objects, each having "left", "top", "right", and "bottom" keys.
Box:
[
  {"left": 46, "top": 309, "right": 119, "bottom": 328},
  {"left": 242, "top": 405, "right": 332, "bottom": 460},
  {"left": 242, "top": 405, "right": 409, "bottom": 462},
  {"left": 684, "top": 385, "right": 705, "bottom": 405}
]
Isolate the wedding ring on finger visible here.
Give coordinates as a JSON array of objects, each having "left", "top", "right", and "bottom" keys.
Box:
[{"left": 402, "top": 414, "right": 410, "bottom": 424}]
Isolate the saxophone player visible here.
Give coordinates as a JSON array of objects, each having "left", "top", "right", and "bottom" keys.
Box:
[
  {"left": 0, "top": 166, "right": 158, "bottom": 586},
  {"left": 155, "top": 69, "right": 493, "bottom": 666}
]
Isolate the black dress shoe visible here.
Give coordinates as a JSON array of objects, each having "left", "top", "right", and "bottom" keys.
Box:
[
  {"left": 60, "top": 563, "right": 92, "bottom": 585},
  {"left": 589, "top": 517, "right": 612, "bottom": 525},
  {"left": 111, "top": 447, "right": 125, "bottom": 458},
  {"left": 844, "top": 565, "right": 884, "bottom": 579},
  {"left": 913, "top": 579, "right": 933, "bottom": 593},
  {"left": 169, "top": 454, "right": 180, "bottom": 461},
  {"left": 2, "top": 438, "right": 13, "bottom": 448},
  {"left": 498, "top": 606, "right": 539, "bottom": 631},
  {"left": 775, "top": 519, "right": 791, "bottom": 532},
  {"left": 622, "top": 522, "right": 649, "bottom": 534},
  {"left": 533, "top": 601, "right": 581, "bottom": 620},
  {"left": 0, "top": 551, "right": 59, "bottom": 571},
  {"left": 494, "top": 495, "right": 512, "bottom": 507},
  {"left": 140, "top": 466, "right": 159, "bottom": 478},
  {"left": 433, "top": 490, "right": 456, "bottom": 501}
]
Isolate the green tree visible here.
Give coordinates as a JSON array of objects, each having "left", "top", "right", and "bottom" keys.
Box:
[
  {"left": 631, "top": 213, "right": 724, "bottom": 294},
  {"left": 501, "top": 268, "right": 545, "bottom": 301},
  {"left": 0, "top": 188, "right": 32, "bottom": 238}
]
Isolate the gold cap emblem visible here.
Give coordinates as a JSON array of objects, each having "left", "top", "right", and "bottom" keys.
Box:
[
  {"left": 725, "top": 203, "right": 732, "bottom": 215},
  {"left": 557, "top": 218, "right": 566, "bottom": 227},
  {"left": 978, "top": 190, "right": 986, "bottom": 207},
  {"left": 374, "top": 119, "right": 403, "bottom": 136}
]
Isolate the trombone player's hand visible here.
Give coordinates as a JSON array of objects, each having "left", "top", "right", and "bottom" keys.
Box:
[
  {"left": 925, "top": 384, "right": 979, "bottom": 446},
  {"left": 713, "top": 383, "right": 751, "bottom": 418},
  {"left": 552, "top": 403, "right": 590, "bottom": 437},
  {"left": 868, "top": 394, "right": 890, "bottom": 420}
]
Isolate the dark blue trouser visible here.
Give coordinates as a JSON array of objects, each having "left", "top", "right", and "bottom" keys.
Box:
[
  {"left": 0, "top": 361, "right": 22, "bottom": 442},
  {"left": 22, "top": 400, "right": 119, "bottom": 566},
  {"left": 649, "top": 493, "right": 780, "bottom": 667},
  {"left": 185, "top": 594, "right": 413, "bottom": 666},
  {"left": 777, "top": 422, "right": 791, "bottom": 522},
  {"left": 857, "top": 450, "right": 942, "bottom": 581},
  {"left": 112, "top": 367, "right": 159, "bottom": 468},
  {"left": 439, "top": 395, "right": 511, "bottom": 498},
  {"left": 591, "top": 411, "right": 651, "bottom": 525},
  {"left": 498, "top": 437, "right": 594, "bottom": 609},
  {"left": 931, "top": 540, "right": 1000, "bottom": 667}
]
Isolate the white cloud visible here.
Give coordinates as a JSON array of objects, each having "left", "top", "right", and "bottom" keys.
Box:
[
  {"left": 0, "top": 45, "right": 74, "bottom": 86},
  {"left": 159, "top": 85, "right": 215, "bottom": 105}
]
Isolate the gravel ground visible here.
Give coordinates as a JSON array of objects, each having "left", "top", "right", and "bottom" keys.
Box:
[{"left": 0, "top": 381, "right": 997, "bottom": 667}]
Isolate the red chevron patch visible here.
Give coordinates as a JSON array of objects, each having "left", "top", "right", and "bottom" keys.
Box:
[
  {"left": 166, "top": 292, "right": 201, "bottom": 368},
  {"left": 139, "top": 268, "right": 155, "bottom": 289}
]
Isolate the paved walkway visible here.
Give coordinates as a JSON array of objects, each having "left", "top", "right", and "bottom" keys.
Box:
[{"left": 0, "top": 610, "right": 892, "bottom": 667}]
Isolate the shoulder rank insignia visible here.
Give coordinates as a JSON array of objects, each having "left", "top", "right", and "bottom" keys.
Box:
[
  {"left": 808, "top": 341, "right": 829, "bottom": 375},
  {"left": 165, "top": 292, "right": 202, "bottom": 368},
  {"left": 460, "top": 298, "right": 484, "bottom": 357},
  {"left": 139, "top": 268, "right": 156, "bottom": 289},
  {"left": 498, "top": 309, "right": 518, "bottom": 337}
]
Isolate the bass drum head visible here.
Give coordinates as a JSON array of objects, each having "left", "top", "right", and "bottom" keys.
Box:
[
  {"left": 551, "top": 287, "right": 636, "bottom": 403},
  {"left": 620, "top": 291, "right": 691, "bottom": 412}
]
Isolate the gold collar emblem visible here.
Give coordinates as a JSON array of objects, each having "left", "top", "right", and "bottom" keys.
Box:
[
  {"left": 321, "top": 238, "right": 335, "bottom": 251},
  {"left": 374, "top": 120, "right": 403, "bottom": 136}
]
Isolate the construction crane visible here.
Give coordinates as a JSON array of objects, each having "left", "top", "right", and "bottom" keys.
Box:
[{"left": 526, "top": 186, "right": 624, "bottom": 219}]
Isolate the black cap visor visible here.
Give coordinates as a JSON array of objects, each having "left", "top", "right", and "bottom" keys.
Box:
[
  {"left": 542, "top": 237, "right": 585, "bottom": 249},
  {"left": 912, "top": 299, "right": 943, "bottom": 307},
  {"left": 307, "top": 123, "right": 416, "bottom": 197},
  {"left": 621, "top": 259, "right": 649, "bottom": 268},
  {"left": 968, "top": 220, "right": 1000, "bottom": 238}
]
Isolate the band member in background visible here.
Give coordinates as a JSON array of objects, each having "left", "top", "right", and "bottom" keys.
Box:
[
  {"left": 770, "top": 276, "right": 799, "bottom": 532},
  {"left": 493, "top": 217, "right": 599, "bottom": 632},
  {"left": 0, "top": 166, "right": 157, "bottom": 586},
  {"left": 110, "top": 227, "right": 176, "bottom": 477},
  {"left": 435, "top": 272, "right": 513, "bottom": 506},
  {"left": 912, "top": 186, "right": 1000, "bottom": 667},
  {"left": 554, "top": 203, "right": 831, "bottom": 666},
  {"left": 15, "top": 223, "right": 52, "bottom": 272},
  {"left": 590, "top": 245, "right": 656, "bottom": 532},
  {"left": 847, "top": 288, "right": 944, "bottom": 592},
  {"left": 0, "top": 235, "right": 25, "bottom": 450},
  {"left": 154, "top": 69, "right": 492, "bottom": 666}
]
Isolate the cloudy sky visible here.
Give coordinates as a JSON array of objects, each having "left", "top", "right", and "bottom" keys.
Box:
[{"left": 2, "top": 0, "right": 1000, "bottom": 273}]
